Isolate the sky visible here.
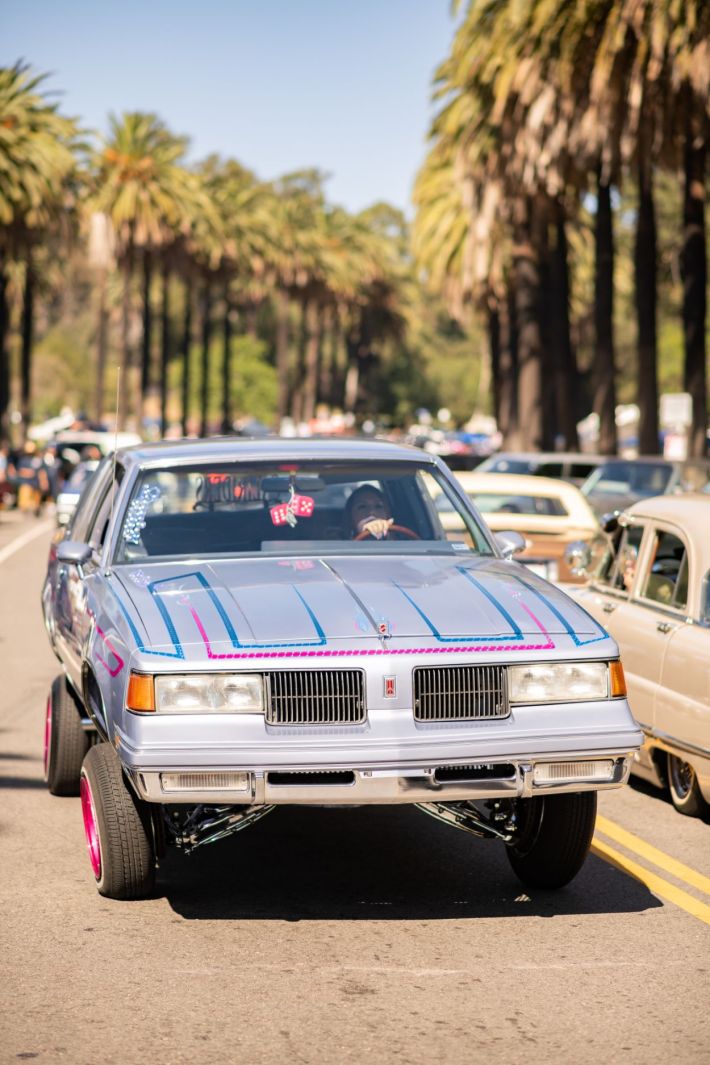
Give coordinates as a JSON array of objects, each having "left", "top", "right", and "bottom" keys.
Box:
[{"left": 3, "top": 0, "right": 459, "bottom": 216}]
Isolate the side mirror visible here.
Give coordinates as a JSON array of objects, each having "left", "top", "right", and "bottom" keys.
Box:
[
  {"left": 495, "top": 530, "right": 526, "bottom": 559},
  {"left": 57, "top": 540, "right": 92, "bottom": 566},
  {"left": 564, "top": 540, "right": 592, "bottom": 577}
]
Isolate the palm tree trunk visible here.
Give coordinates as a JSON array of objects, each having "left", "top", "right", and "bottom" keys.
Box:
[
  {"left": 141, "top": 249, "right": 153, "bottom": 400},
  {"left": 327, "top": 306, "right": 343, "bottom": 408},
  {"left": 302, "top": 298, "right": 321, "bottom": 424},
  {"left": 159, "top": 259, "right": 170, "bottom": 438},
  {"left": 344, "top": 330, "right": 361, "bottom": 415},
  {"left": 290, "top": 301, "right": 308, "bottom": 422},
  {"left": 317, "top": 305, "right": 332, "bottom": 407},
  {"left": 534, "top": 197, "right": 556, "bottom": 450},
  {"left": 680, "top": 105, "right": 707, "bottom": 458},
  {"left": 635, "top": 150, "right": 659, "bottom": 455},
  {"left": 549, "top": 199, "right": 579, "bottom": 450},
  {"left": 119, "top": 253, "right": 133, "bottom": 430},
  {"left": 512, "top": 197, "right": 543, "bottom": 450},
  {"left": 221, "top": 281, "right": 232, "bottom": 434},
  {"left": 20, "top": 256, "right": 34, "bottom": 443},
  {"left": 500, "top": 279, "right": 519, "bottom": 447},
  {"left": 0, "top": 263, "right": 10, "bottom": 447},
  {"left": 180, "top": 276, "right": 193, "bottom": 438},
  {"left": 593, "top": 173, "right": 618, "bottom": 454},
  {"left": 200, "top": 277, "right": 212, "bottom": 438},
  {"left": 94, "top": 267, "right": 109, "bottom": 426},
  {"left": 275, "top": 289, "right": 290, "bottom": 425}
]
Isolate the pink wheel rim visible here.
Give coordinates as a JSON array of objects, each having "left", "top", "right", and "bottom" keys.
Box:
[
  {"left": 43, "top": 695, "right": 52, "bottom": 779},
  {"left": 80, "top": 775, "right": 102, "bottom": 879}
]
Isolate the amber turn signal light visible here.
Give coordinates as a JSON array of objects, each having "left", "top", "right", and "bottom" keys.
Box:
[
  {"left": 127, "top": 672, "right": 155, "bottom": 712},
  {"left": 609, "top": 660, "right": 627, "bottom": 698}
]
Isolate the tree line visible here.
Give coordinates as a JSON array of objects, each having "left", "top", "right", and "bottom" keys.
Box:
[
  {"left": 413, "top": 0, "right": 710, "bottom": 455},
  {"left": 0, "top": 62, "right": 414, "bottom": 443}
]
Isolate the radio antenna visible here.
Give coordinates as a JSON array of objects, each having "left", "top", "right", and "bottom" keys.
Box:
[{"left": 105, "top": 365, "right": 121, "bottom": 575}]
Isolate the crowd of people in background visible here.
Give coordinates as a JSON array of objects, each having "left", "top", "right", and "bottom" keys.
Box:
[{"left": 0, "top": 412, "right": 104, "bottom": 518}]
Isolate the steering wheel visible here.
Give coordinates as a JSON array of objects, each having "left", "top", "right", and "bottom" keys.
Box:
[{"left": 354, "top": 523, "right": 420, "bottom": 541}]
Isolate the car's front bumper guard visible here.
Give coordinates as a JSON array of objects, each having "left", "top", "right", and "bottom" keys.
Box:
[{"left": 127, "top": 749, "right": 635, "bottom": 806}]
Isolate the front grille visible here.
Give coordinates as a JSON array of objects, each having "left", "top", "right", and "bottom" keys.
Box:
[
  {"left": 414, "top": 664, "right": 508, "bottom": 722},
  {"left": 266, "top": 669, "right": 366, "bottom": 725}
]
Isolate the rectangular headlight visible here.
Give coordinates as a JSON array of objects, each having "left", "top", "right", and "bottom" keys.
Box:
[
  {"left": 509, "top": 662, "right": 608, "bottom": 704},
  {"left": 154, "top": 674, "right": 264, "bottom": 713}
]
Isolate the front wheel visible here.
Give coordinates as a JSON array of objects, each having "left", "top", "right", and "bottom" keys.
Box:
[
  {"left": 45, "top": 674, "right": 91, "bottom": 796},
  {"left": 506, "top": 792, "right": 597, "bottom": 889},
  {"left": 80, "top": 744, "right": 155, "bottom": 900},
  {"left": 667, "top": 754, "right": 710, "bottom": 818}
]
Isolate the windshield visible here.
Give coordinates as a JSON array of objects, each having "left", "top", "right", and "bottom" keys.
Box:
[
  {"left": 581, "top": 460, "right": 673, "bottom": 498},
  {"left": 113, "top": 460, "right": 494, "bottom": 563}
]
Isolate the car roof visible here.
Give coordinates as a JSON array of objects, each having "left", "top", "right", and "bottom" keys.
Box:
[
  {"left": 483, "top": 451, "right": 606, "bottom": 464},
  {"left": 454, "top": 472, "right": 599, "bottom": 527},
  {"left": 627, "top": 492, "right": 710, "bottom": 527},
  {"left": 116, "top": 436, "right": 434, "bottom": 469}
]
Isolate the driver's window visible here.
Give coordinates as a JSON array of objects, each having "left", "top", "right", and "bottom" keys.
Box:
[
  {"left": 88, "top": 467, "right": 123, "bottom": 553},
  {"left": 638, "top": 529, "right": 688, "bottom": 610},
  {"left": 605, "top": 524, "right": 644, "bottom": 594}
]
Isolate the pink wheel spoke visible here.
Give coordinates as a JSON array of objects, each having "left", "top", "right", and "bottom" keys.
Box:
[
  {"left": 80, "top": 776, "right": 102, "bottom": 879},
  {"left": 43, "top": 695, "right": 52, "bottom": 779}
]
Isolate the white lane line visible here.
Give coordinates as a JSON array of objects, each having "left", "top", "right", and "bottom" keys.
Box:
[{"left": 0, "top": 518, "right": 54, "bottom": 566}]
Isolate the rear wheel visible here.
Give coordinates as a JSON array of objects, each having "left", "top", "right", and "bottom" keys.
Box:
[
  {"left": 44, "top": 674, "right": 90, "bottom": 796},
  {"left": 80, "top": 743, "right": 155, "bottom": 900},
  {"left": 667, "top": 754, "right": 709, "bottom": 818},
  {"left": 506, "top": 792, "right": 597, "bottom": 889}
]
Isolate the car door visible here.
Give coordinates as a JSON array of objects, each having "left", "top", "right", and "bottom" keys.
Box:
[
  {"left": 620, "top": 525, "right": 692, "bottom": 737},
  {"left": 650, "top": 529, "right": 709, "bottom": 761},
  {"left": 55, "top": 467, "right": 120, "bottom": 688},
  {"left": 576, "top": 521, "right": 659, "bottom": 729}
]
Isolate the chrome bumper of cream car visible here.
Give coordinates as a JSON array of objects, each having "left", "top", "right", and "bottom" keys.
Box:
[{"left": 128, "top": 750, "right": 635, "bottom": 805}]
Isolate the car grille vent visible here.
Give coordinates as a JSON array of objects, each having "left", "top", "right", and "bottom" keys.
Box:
[
  {"left": 414, "top": 665, "right": 509, "bottom": 722},
  {"left": 266, "top": 670, "right": 366, "bottom": 725}
]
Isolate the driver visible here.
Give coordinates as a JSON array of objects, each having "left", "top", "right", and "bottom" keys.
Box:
[{"left": 345, "top": 485, "right": 394, "bottom": 540}]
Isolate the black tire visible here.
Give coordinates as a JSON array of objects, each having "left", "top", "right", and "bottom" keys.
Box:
[
  {"left": 80, "top": 743, "right": 155, "bottom": 900},
  {"left": 667, "top": 754, "right": 710, "bottom": 818},
  {"left": 506, "top": 792, "right": 597, "bottom": 889},
  {"left": 45, "top": 674, "right": 91, "bottom": 796}
]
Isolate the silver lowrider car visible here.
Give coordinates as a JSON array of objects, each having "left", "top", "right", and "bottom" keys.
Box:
[{"left": 41, "top": 438, "right": 641, "bottom": 899}]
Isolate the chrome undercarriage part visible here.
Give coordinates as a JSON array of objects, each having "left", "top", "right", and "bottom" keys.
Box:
[
  {"left": 164, "top": 803, "right": 275, "bottom": 854},
  {"left": 415, "top": 799, "right": 521, "bottom": 843}
]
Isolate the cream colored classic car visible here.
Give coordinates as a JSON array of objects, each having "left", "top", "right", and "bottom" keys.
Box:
[
  {"left": 434, "top": 472, "right": 600, "bottom": 583},
  {"left": 566, "top": 494, "right": 710, "bottom": 818}
]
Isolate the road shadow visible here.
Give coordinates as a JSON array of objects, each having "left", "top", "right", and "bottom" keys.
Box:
[
  {"left": 162, "top": 805, "right": 662, "bottom": 921},
  {"left": 0, "top": 773, "right": 47, "bottom": 789},
  {"left": 628, "top": 774, "right": 710, "bottom": 825}
]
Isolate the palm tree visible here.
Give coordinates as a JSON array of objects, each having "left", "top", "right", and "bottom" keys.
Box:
[
  {"left": 0, "top": 62, "right": 79, "bottom": 443},
  {"left": 88, "top": 112, "right": 199, "bottom": 431}
]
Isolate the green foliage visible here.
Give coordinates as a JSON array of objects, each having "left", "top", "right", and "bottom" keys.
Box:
[{"left": 168, "top": 334, "right": 278, "bottom": 428}]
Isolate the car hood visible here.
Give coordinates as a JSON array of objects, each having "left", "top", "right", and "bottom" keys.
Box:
[{"left": 111, "top": 555, "right": 607, "bottom": 661}]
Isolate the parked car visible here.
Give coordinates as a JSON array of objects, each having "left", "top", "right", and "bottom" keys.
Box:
[
  {"left": 55, "top": 459, "right": 100, "bottom": 526},
  {"left": 580, "top": 456, "right": 710, "bottom": 517},
  {"left": 476, "top": 451, "right": 606, "bottom": 486},
  {"left": 42, "top": 437, "right": 640, "bottom": 899},
  {"left": 564, "top": 494, "right": 710, "bottom": 817},
  {"left": 434, "top": 472, "right": 600, "bottom": 583},
  {"left": 49, "top": 429, "right": 141, "bottom": 481}
]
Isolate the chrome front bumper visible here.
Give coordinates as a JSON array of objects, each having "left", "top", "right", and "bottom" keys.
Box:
[{"left": 128, "top": 750, "right": 635, "bottom": 805}]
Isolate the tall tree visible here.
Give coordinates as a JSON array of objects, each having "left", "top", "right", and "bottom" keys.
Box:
[
  {"left": 88, "top": 112, "right": 199, "bottom": 428},
  {"left": 0, "top": 62, "right": 78, "bottom": 443}
]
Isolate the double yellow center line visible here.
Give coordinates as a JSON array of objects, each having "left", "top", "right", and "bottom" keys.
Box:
[{"left": 592, "top": 814, "right": 710, "bottom": 926}]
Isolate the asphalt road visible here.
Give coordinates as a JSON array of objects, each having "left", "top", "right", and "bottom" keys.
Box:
[{"left": 1, "top": 511, "right": 709, "bottom": 1065}]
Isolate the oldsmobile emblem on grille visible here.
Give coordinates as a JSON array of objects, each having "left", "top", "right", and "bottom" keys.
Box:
[{"left": 384, "top": 676, "right": 397, "bottom": 698}]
